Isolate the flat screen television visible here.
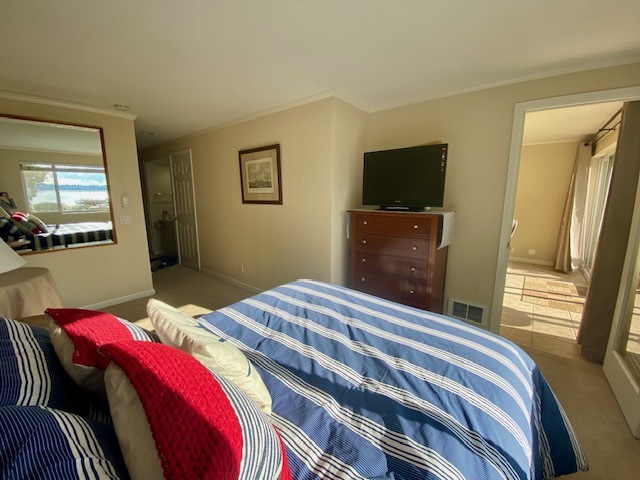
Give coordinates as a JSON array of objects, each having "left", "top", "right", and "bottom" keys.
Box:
[{"left": 362, "top": 143, "right": 448, "bottom": 211}]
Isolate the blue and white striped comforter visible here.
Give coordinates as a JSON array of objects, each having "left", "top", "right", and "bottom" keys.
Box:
[{"left": 199, "top": 280, "right": 588, "bottom": 480}]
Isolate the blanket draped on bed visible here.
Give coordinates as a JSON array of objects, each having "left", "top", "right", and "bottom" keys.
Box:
[{"left": 200, "top": 280, "right": 587, "bottom": 480}]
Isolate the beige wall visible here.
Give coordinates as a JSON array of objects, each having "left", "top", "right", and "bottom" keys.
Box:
[
  {"left": 511, "top": 142, "right": 577, "bottom": 264},
  {"left": 329, "top": 99, "right": 368, "bottom": 284},
  {"left": 367, "top": 62, "right": 640, "bottom": 317},
  {"left": 140, "top": 97, "right": 367, "bottom": 290},
  {"left": 4, "top": 64, "right": 637, "bottom": 317},
  {"left": 0, "top": 97, "right": 154, "bottom": 308},
  {"left": 140, "top": 63, "right": 640, "bottom": 321}
]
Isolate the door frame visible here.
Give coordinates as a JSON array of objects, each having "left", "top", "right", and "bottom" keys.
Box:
[{"left": 490, "top": 86, "right": 640, "bottom": 334}]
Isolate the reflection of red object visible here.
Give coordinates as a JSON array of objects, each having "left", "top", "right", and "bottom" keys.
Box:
[{"left": 11, "top": 212, "right": 42, "bottom": 233}]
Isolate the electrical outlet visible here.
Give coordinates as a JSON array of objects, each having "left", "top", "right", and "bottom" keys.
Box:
[
  {"left": 241, "top": 264, "right": 245, "bottom": 274},
  {"left": 119, "top": 214, "right": 132, "bottom": 225},
  {"left": 527, "top": 248, "right": 536, "bottom": 255}
]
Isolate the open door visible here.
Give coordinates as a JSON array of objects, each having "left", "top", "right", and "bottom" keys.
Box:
[{"left": 169, "top": 149, "right": 200, "bottom": 270}]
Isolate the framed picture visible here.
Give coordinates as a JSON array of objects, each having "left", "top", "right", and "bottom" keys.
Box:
[{"left": 238, "top": 144, "right": 282, "bottom": 204}]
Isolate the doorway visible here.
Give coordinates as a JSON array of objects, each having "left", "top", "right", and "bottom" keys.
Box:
[
  {"left": 499, "top": 102, "right": 621, "bottom": 354},
  {"left": 491, "top": 86, "right": 640, "bottom": 336},
  {"left": 143, "top": 157, "right": 178, "bottom": 270},
  {"left": 141, "top": 149, "right": 201, "bottom": 271}
]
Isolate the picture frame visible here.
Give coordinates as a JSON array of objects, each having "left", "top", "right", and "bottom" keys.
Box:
[{"left": 238, "top": 144, "right": 282, "bottom": 204}]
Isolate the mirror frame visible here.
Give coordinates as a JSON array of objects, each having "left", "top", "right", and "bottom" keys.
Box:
[{"left": 0, "top": 113, "right": 117, "bottom": 254}]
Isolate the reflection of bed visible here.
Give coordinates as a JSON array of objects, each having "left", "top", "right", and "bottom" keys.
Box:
[
  {"left": 199, "top": 280, "right": 588, "bottom": 480},
  {"left": 3, "top": 221, "right": 113, "bottom": 250}
]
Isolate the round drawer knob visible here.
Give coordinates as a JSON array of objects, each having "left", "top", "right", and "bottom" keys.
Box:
[
  {"left": 362, "top": 239, "right": 367, "bottom": 244},
  {"left": 409, "top": 290, "right": 414, "bottom": 294},
  {"left": 413, "top": 224, "right": 418, "bottom": 229},
  {"left": 361, "top": 277, "right": 366, "bottom": 282},
  {"left": 363, "top": 221, "right": 368, "bottom": 225},
  {"left": 362, "top": 258, "right": 366, "bottom": 262},
  {"left": 412, "top": 246, "right": 417, "bottom": 251},
  {"left": 411, "top": 267, "right": 416, "bottom": 272}
]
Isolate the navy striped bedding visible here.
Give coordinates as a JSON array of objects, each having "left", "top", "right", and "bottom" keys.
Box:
[
  {"left": 0, "top": 317, "right": 111, "bottom": 422},
  {"left": 199, "top": 279, "right": 588, "bottom": 480},
  {"left": 1, "top": 221, "right": 113, "bottom": 250},
  {"left": 0, "top": 405, "right": 128, "bottom": 480},
  {"left": 31, "top": 222, "right": 114, "bottom": 250}
]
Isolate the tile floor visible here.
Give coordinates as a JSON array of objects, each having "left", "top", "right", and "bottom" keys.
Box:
[
  {"left": 500, "top": 261, "right": 640, "bottom": 380},
  {"left": 499, "top": 261, "right": 588, "bottom": 360}
]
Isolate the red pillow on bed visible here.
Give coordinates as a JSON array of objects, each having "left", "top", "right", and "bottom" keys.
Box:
[
  {"left": 46, "top": 308, "right": 159, "bottom": 396},
  {"left": 11, "top": 212, "right": 42, "bottom": 234},
  {"left": 100, "top": 340, "right": 291, "bottom": 480}
]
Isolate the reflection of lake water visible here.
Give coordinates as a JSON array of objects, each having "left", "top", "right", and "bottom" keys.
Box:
[{"left": 32, "top": 190, "right": 108, "bottom": 203}]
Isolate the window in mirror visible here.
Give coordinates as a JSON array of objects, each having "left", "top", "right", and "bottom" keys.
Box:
[{"left": 20, "top": 163, "right": 109, "bottom": 213}]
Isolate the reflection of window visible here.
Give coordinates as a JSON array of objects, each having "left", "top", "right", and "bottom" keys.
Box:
[{"left": 20, "top": 163, "right": 109, "bottom": 213}]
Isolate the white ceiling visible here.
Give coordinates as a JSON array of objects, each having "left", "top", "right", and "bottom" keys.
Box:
[
  {"left": 523, "top": 101, "right": 623, "bottom": 145},
  {"left": 0, "top": 117, "right": 103, "bottom": 155},
  {"left": 0, "top": 0, "right": 639, "bottom": 149}
]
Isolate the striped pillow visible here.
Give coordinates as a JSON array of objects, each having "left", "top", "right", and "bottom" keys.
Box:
[
  {"left": 0, "top": 317, "right": 110, "bottom": 422},
  {"left": 0, "top": 405, "right": 128, "bottom": 480},
  {"left": 47, "top": 308, "right": 159, "bottom": 397},
  {"left": 101, "top": 340, "right": 291, "bottom": 480},
  {"left": 0, "top": 217, "right": 21, "bottom": 242}
]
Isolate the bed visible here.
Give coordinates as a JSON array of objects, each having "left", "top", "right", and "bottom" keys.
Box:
[
  {"left": 0, "top": 220, "right": 113, "bottom": 250},
  {"left": 198, "top": 280, "right": 588, "bottom": 480},
  {"left": 0, "top": 280, "right": 588, "bottom": 480}
]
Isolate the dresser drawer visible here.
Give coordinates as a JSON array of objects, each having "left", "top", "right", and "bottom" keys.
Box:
[
  {"left": 351, "top": 268, "right": 427, "bottom": 307},
  {"left": 354, "top": 232, "right": 430, "bottom": 260},
  {"left": 352, "top": 213, "right": 435, "bottom": 238},
  {"left": 353, "top": 252, "right": 428, "bottom": 281}
]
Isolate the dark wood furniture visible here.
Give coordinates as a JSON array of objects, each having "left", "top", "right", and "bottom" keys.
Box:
[{"left": 348, "top": 210, "right": 448, "bottom": 313}]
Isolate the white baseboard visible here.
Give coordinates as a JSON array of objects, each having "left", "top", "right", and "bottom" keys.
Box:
[
  {"left": 82, "top": 289, "right": 156, "bottom": 310},
  {"left": 198, "top": 268, "right": 263, "bottom": 294},
  {"left": 508, "top": 256, "right": 554, "bottom": 267}
]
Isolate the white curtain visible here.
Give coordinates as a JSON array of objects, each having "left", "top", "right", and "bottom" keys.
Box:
[{"left": 554, "top": 143, "right": 591, "bottom": 272}]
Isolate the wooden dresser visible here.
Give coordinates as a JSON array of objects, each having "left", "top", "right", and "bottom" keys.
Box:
[{"left": 348, "top": 210, "right": 448, "bottom": 313}]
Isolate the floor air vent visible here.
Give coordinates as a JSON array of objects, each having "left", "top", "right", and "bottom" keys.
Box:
[{"left": 448, "top": 300, "right": 486, "bottom": 325}]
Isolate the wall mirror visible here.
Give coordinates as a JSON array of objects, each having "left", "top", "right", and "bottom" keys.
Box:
[{"left": 0, "top": 115, "right": 116, "bottom": 254}]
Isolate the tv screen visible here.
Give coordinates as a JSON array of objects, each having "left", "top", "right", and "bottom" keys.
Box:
[{"left": 362, "top": 143, "right": 448, "bottom": 210}]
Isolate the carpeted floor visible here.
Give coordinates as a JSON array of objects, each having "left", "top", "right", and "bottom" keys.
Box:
[{"left": 104, "top": 265, "right": 640, "bottom": 479}]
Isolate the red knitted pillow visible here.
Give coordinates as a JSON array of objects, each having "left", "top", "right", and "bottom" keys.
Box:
[
  {"left": 100, "top": 341, "right": 291, "bottom": 480},
  {"left": 46, "top": 308, "right": 159, "bottom": 396}
]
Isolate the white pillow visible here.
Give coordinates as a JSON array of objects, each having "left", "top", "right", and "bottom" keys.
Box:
[
  {"left": 146, "top": 298, "right": 272, "bottom": 415},
  {"left": 103, "top": 359, "right": 164, "bottom": 480}
]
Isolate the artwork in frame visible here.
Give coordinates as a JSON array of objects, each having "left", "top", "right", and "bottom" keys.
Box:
[{"left": 238, "top": 144, "right": 282, "bottom": 204}]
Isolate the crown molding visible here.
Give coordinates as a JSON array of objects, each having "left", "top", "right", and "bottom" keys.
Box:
[{"left": 0, "top": 91, "right": 137, "bottom": 120}]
